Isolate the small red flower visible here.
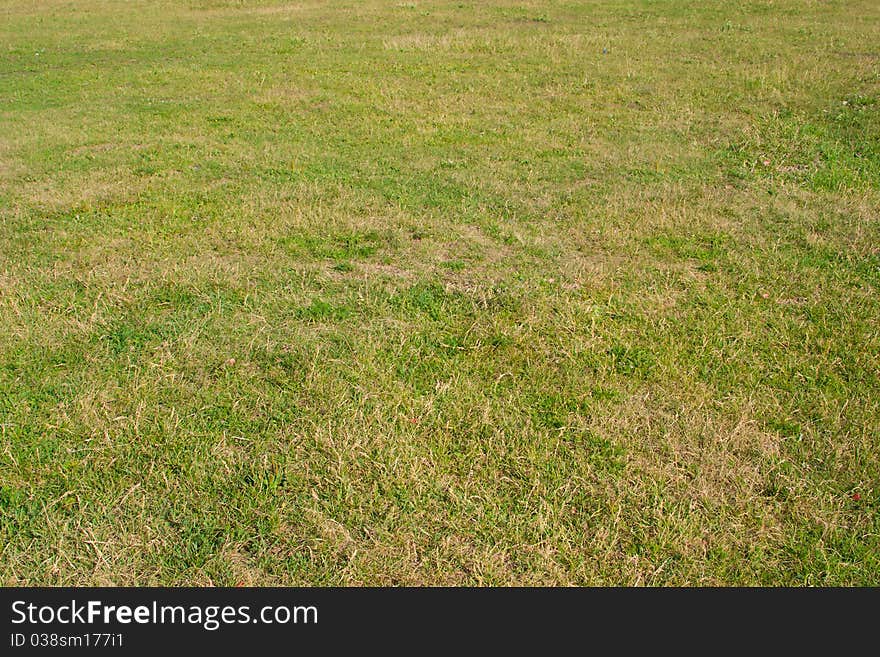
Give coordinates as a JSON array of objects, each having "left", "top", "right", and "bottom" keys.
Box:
[{"left": 852, "top": 493, "right": 861, "bottom": 502}]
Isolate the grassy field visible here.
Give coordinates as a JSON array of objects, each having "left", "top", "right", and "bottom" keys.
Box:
[{"left": 1, "top": 0, "right": 878, "bottom": 586}]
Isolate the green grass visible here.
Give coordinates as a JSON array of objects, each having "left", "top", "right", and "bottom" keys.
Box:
[{"left": 1, "top": 0, "right": 878, "bottom": 585}]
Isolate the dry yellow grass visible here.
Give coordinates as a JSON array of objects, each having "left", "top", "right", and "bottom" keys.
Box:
[{"left": 0, "top": 0, "right": 878, "bottom": 585}]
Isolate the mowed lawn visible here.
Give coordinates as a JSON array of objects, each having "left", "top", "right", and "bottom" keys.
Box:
[{"left": 1, "top": 0, "right": 878, "bottom": 586}]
